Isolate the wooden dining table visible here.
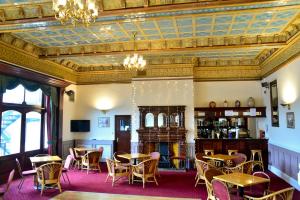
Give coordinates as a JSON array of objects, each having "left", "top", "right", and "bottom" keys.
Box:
[
  {"left": 213, "top": 172, "right": 270, "bottom": 196},
  {"left": 118, "top": 153, "right": 151, "bottom": 165},
  {"left": 30, "top": 155, "right": 62, "bottom": 166},
  {"left": 203, "top": 154, "right": 238, "bottom": 162}
]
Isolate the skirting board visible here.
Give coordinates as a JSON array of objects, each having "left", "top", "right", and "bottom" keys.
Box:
[{"left": 268, "top": 165, "right": 300, "bottom": 191}]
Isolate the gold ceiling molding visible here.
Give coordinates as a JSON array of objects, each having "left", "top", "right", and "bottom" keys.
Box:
[
  {"left": 194, "top": 65, "right": 261, "bottom": 81},
  {"left": 0, "top": 41, "right": 76, "bottom": 83},
  {"left": 40, "top": 34, "right": 287, "bottom": 58},
  {"left": 76, "top": 70, "right": 132, "bottom": 84},
  {"left": 261, "top": 34, "right": 300, "bottom": 77},
  {"left": 0, "top": 0, "right": 285, "bottom": 24},
  {"left": 0, "top": 33, "right": 40, "bottom": 56}
]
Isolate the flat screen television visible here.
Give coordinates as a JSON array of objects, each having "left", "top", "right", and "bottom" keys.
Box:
[{"left": 70, "top": 120, "right": 90, "bottom": 132}]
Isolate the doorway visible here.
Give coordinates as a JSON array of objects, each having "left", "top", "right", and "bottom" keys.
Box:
[{"left": 115, "top": 115, "right": 131, "bottom": 153}]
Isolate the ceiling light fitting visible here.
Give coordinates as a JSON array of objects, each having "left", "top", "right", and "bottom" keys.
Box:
[
  {"left": 123, "top": 32, "right": 146, "bottom": 71},
  {"left": 53, "top": 0, "right": 98, "bottom": 26}
]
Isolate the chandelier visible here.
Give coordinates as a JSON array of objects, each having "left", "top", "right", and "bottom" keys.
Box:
[
  {"left": 123, "top": 32, "right": 146, "bottom": 71},
  {"left": 53, "top": 0, "right": 98, "bottom": 26}
]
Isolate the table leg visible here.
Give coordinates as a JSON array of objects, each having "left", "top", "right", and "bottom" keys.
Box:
[{"left": 238, "top": 186, "right": 244, "bottom": 197}]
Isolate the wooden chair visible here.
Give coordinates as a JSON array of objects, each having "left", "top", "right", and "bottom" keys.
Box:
[
  {"left": 212, "top": 179, "right": 243, "bottom": 200},
  {"left": 81, "top": 151, "right": 102, "bottom": 174},
  {"left": 132, "top": 158, "right": 158, "bottom": 188},
  {"left": 0, "top": 169, "right": 15, "bottom": 197},
  {"left": 15, "top": 158, "right": 36, "bottom": 190},
  {"left": 69, "top": 147, "right": 82, "bottom": 169},
  {"left": 223, "top": 160, "right": 254, "bottom": 174},
  {"left": 244, "top": 187, "right": 294, "bottom": 200},
  {"left": 98, "top": 146, "right": 104, "bottom": 162},
  {"left": 105, "top": 158, "right": 131, "bottom": 186},
  {"left": 204, "top": 168, "right": 225, "bottom": 200},
  {"left": 36, "top": 162, "right": 62, "bottom": 196},
  {"left": 150, "top": 152, "right": 160, "bottom": 177},
  {"left": 62, "top": 155, "right": 73, "bottom": 184},
  {"left": 195, "top": 159, "right": 215, "bottom": 187}
]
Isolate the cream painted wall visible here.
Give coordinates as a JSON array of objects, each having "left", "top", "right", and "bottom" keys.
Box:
[
  {"left": 131, "top": 78, "right": 195, "bottom": 143},
  {"left": 62, "top": 84, "right": 132, "bottom": 141},
  {"left": 194, "top": 81, "right": 264, "bottom": 107},
  {"left": 262, "top": 56, "right": 300, "bottom": 153}
]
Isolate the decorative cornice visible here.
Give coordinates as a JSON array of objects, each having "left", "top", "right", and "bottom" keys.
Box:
[{"left": 0, "top": 41, "right": 76, "bottom": 83}]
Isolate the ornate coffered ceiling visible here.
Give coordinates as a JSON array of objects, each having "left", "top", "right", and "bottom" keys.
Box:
[{"left": 0, "top": 0, "right": 300, "bottom": 84}]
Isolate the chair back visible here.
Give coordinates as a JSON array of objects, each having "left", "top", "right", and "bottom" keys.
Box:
[
  {"left": 64, "top": 155, "right": 73, "bottom": 169},
  {"left": 204, "top": 168, "right": 224, "bottom": 184},
  {"left": 114, "top": 151, "right": 130, "bottom": 163},
  {"left": 251, "top": 171, "right": 270, "bottom": 196},
  {"left": 195, "top": 153, "right": 205, "bottom": 161},
  {"left": 87, "top": 151, "right": 101, "bottom": 164},
  {"left": 106, "top": 158, "right": 115, "bottom": 174},
  {"left": 195, "top": 159, "right": 214, "bottom": 178},
  {"left": 98, "top": 147, "right": 104, "bottom": 161},
  {"left": 232, "top": 153, "right": 247, "bottom": 166},
  {"left": 37, "top": 162, "right": 62, "bottom": 183},
  {"left": 15, "top": 158, "right": 23, "bottom": 177},
  {"left": 5, "top": 169, "right": 15, "bottom": 192},
  {"left": 245, "top": 187, "right": 294, "bottom": 200},
  {"left": 140, "top": 159, "right": 157, "bottom": 174},
  {"left": 212, "top": 179, "right": 231, "bottom": 200},
  {"left": 150, "top": 152, "right": 160, "bottom": 160},
  {"left": 241, "top": 160, "right": 254, "bottom": 174},
  {"left": 69, "top": 148, "right": 79, "bottom": 160}
]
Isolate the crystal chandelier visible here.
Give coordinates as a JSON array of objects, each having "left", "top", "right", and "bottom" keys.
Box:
[
  {"left": 123, "top": 32, "right": 146, "bottom": 71},
  {"left": 53, "top": 0, "right": 98, "bottom": 26}
]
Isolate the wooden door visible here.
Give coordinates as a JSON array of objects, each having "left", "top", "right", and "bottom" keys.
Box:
[{"left": 115, "top": 115, "right": 131, "bottom": 153}]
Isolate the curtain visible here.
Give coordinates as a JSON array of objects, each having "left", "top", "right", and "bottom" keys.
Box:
[{"left": 0, "top": 74, "right": 58, "bottom": 155}]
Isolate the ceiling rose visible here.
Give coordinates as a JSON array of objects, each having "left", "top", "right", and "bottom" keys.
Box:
[{"left": 53, "top": 0, "right": 98, "bottom": 26}]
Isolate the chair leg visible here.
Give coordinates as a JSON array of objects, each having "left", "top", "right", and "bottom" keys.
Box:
[
  {"left": 98, "top": 163, "right": 101, "bottom": 173},
  {"left": 105, "top": 174, "right": 110, "bottom": 182},
  {"left": 18, "top": 178, "right": 24, "bottom": 190},
  {"left": 195, "top": 177, "right": 200, "bottom": 187},
  {"left": 62, "top": 173, "right": 66, "bottom": 182},
  {"left": 154, "top": 176, "right": 158, "bottom": 186},
  {"left": 57, "top": 182, "right": 62, "bottom": 193},
  {"left": 143, "top": 178, "right": 145, "bottom": 188},
  {"left": 40, "top": 184, "right": 44, "bottom": 196},
  {"left": 65, "top": 172, "right": 71, "bottom": 184},
  {"left": 112, "top": 177, "right": 115, "bottom": 187}
]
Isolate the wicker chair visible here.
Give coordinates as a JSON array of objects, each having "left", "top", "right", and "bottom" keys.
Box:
[
  {"left": 244, "top": 187, "right": 294, "bottom": 200},
  {"left": 36, "top": 162, "right": 62, "bottom": 196},
  {"left": 204, "top": 168, "right": 225, "bottom": 200},
  {"left": 132, "top": 158, "right": 158, "bottom": 188},
  {"left": 69, "top": 148, "right": 82, "bottom": 169},
  {"left": 212, "top": 179, "right": 243, "bottom": 200},
  {"left": 0, "top": 169, "right": 15, "bottom": 197},
  {"left": 225, "top": 153, "right": 247, "bottom": 167},
  {"left": 81, "top": 151, "right": 102, "bottom": 174},
  {"left": 61, "top": 155, "right": 73, "bottom": 184},
  {"left": 15, "top": 158, "right": 36, "bottom": 190},
  {"left": 195, "top": 159, "right": 215, "bottom": 187},
  {"left": 244, "top": 171, "right": 270, "bottom": 198},
  {"left": 223, "top": 160, "right": 254, "bottom": 174},
  {"left": 105, "top": 158, "right": 131, "bottom": 186},
  {"left": 150, "top": 152, "right": 160, "bottom": 177}
]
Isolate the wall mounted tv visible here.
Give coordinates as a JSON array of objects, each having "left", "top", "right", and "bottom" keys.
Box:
[{"left": 70, "top": 120, "right": 90, "bottom": 132}]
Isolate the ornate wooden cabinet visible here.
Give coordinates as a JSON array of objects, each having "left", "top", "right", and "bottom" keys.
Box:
[{"left": 136, "top": 106, "right": 187, "bottom": 168}]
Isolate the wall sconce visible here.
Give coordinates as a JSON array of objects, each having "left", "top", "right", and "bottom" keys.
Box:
[
  {"left": 261, "top": 82, "right": 269, "bottom": 94},
  {"left": 280, "top": 103, "right": 291, "bottom": 110},
  {"left": 65, "top": 90, "right": 75, "bottom": 102}
]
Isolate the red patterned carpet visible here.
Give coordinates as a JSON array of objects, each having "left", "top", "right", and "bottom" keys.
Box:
[{"left": 2, "top": 167, "right": 300, "bottom": 200}]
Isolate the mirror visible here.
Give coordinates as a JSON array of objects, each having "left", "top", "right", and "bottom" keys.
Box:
[
  {"left": 270, "top": 80, "right": 279, "bottom": 127},
  {"left": 170, "top": 113, "right": 179, "bottom": 127},
  {"left": 158, "top": 113, "right": 167, "bottom": 128},
  {"left": 145, "top": 113, "right": 154, "bottom": 127}
]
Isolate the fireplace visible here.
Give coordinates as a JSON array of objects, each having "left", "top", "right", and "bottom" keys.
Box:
[{"left": 137, "top": 106, "right": 187, "bottom": 169}]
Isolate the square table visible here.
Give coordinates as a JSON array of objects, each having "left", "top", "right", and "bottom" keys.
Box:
[
  {"left": 30, "top": 155, "right": 62, "bottom": 168},
  {"left": 118, "top": 153, "right": 151, "bottom": 165},
  {"left": 213, "top": 172, "right": 270, "bottom": 196},
  {"left": 203, "top": 154, "right": 238, "bottom": 162}
]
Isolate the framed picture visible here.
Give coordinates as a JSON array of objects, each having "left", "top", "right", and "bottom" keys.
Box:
[
  {"left": 286, "top": 112, "right": 295, "bottom": 129},
  {"left": 98, "top": 117, "right": 110, "bottom": 128}
]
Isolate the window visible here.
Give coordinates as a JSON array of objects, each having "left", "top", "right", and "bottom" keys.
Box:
[
  {"left": 0, "top": 111, "right": 21, "bottom": 156},
  {"left": 25, "top": 112, "right": 41, "bottom": 151},
  {"left": 0, "top": 84, "right": 46, "bottom": 156}
]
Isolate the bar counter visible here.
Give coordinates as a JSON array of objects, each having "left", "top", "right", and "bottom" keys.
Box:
[{"left": 195, "top": 138, "right": 268, "bottom": 169}]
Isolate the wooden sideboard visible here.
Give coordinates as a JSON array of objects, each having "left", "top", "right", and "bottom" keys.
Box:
[{"left": 195, "top": 138, "right": 268, "bottom": 169}]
